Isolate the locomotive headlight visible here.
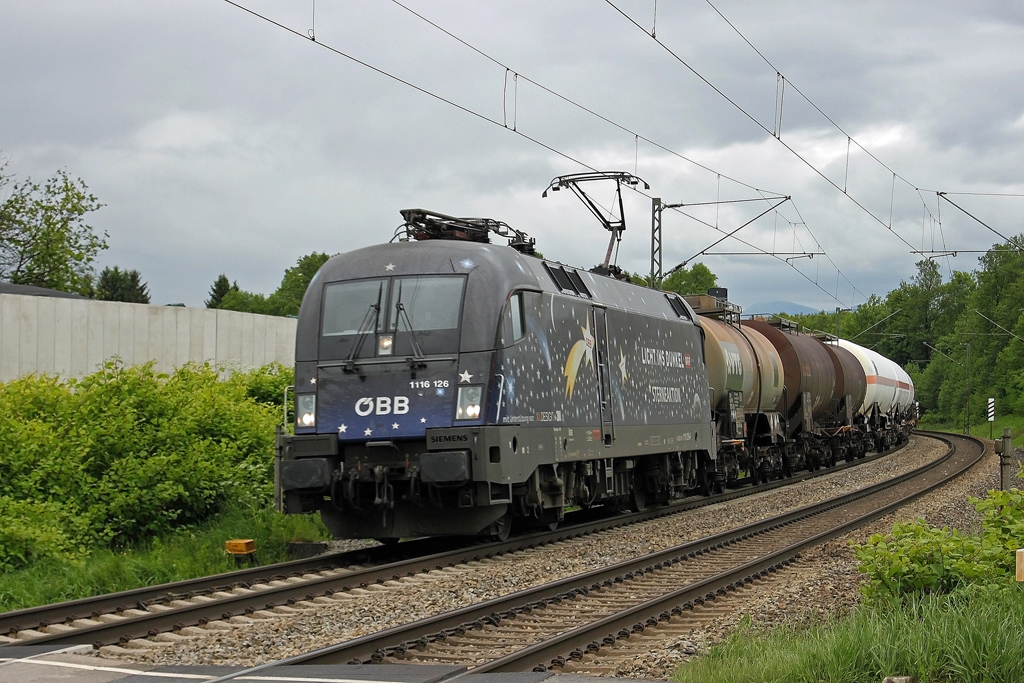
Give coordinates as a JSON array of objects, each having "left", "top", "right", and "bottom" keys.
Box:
[
  {"left": 456, "top": 386, "right": 482, "bottom": 420},
  {"left": 378, "top": 334, "right": 394, "bottom": 356},
  {"left": 297, "top": 393, "right": 316, "bottom": 427}
]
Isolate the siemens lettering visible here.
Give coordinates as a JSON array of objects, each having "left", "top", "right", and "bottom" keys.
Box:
[{"left": 354, "top": 396, "right": 410, "bottom": 416}]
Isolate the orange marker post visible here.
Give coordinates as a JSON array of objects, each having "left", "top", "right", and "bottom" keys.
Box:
[{"left": 225, "top": 539, "right": 258, "bottom": 567}]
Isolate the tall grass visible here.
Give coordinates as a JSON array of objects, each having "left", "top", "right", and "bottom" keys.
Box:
[
  {"left": 919, "top": 413, "right": 1024, "bottom": 447},
  {"left": 0, "top": 505, "right": 329, "bottom": 613},
  {"left": 673, "top": 585, "right": 1024, "bottom": 683}
]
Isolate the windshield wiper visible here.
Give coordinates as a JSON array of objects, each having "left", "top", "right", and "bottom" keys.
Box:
[
  {"left": 343, "top": 282, "right": 383, "bottom": 377},
  {"left": 394, "top": 280, "right": 427, "bottom": 370}
]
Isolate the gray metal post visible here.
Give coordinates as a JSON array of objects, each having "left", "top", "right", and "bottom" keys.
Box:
[
  {"left": 650, "top": 197, "right": 662, "bottom": 285},
  {"left": 1001, "top": 427, "right": 1015, "bottom": 491}
]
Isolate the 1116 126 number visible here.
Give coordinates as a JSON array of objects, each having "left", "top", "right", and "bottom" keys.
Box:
[{"left": 410, "top": 379, "right": 450, "bottom": 389}]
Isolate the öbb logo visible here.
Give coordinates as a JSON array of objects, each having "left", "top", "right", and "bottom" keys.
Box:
[{"left": 355, "top": 396, "right": 410, "bottom": 416}]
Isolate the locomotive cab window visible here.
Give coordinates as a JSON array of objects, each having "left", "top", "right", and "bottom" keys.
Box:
[
  {"left": 501, "top": 291, "right": 536, "bottom": 347},
  {"left": 666, "top": 294, "right": 693, "bottom": 321},
  {"left": 322, "top": 279, "right": 386, "bottom": 336},
  {"left": 388, "top": 276, "right": 464, "bottom": 333},
  {"left": 319, "top": 275, "right": 465, "bottom": 360},
  {"left": 509, "top": 292, "right": 524, "bottom": 342}
]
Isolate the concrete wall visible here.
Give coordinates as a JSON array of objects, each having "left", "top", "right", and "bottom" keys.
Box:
[{"left": 0, "top": 293, "right": 297, "bottom": 382}]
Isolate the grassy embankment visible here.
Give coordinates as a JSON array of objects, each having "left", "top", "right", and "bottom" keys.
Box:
[
  {"left": 0, "top": 362, "right": 330, "bottom": 613},
  {"left": 673, "top": 586, "right": 1024, "bottom": 683},
  {"left": 673, "top": 429, "right": 1024, "bottom": 683},
  {"left": 919, "top": 413, "right": 1024, "bottom": 447},
  {"left": 0, "top": 505, "right": 329, "bottom": 612}
]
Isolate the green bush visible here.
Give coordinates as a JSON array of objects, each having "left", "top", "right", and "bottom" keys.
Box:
[
  {"left": 855, "top": 488, "right": 1024, "bottom": 599},
  {"left": 0, "top": 497, "right": 86, "bottom": 571},
  {"left": 673, "top": 585, "right": 1024, "bottom": 683},
  {"left": 0, "top": 502, "right": 330, "bottom": 612},
  {"left": 0, "top": 361, "right": 292, "bottom": 570}
]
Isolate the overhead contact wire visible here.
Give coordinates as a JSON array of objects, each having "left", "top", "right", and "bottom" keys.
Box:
[
  {"left": 222, "top": 0, "right": 860, "bottom": 308},
  {"left": 604, "top": 0, "right": 920, "bottom": 253},
  {"left": 387, "top": 0, "right": 778, "bottom": 196}
]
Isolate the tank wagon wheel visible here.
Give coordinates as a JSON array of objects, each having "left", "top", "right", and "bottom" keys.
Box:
[
  {"left": 528, "top": 509, "right": 560, "bottom": 532},
  {"left": 543, "top": 512, "right": 560, "bottom": 532},
  {"left": 782, "top": 458, "right": 794, "bottom": 479},
  {"left": 490, "top": 508, "right": 513, "bottom": 542}
]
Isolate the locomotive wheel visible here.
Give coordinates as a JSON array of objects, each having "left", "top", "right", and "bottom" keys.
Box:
[
  {"left": 630, "top": 470, "right": 649, "bottom": 512},
  {"left": 697, "top": 462, "right": 712, "bottom": 496}
]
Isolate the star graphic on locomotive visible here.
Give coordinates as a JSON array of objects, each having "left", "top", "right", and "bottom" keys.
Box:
[{"left": 563, "top": 317, "right": 595, "bottom": 399}]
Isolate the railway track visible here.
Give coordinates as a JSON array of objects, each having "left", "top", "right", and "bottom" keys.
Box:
[
  {"left": 216, "top": 431, "right": 981, "bottom": 677},
  {"left": 0, "top": 435, "right": 912, "bottom": 651}
]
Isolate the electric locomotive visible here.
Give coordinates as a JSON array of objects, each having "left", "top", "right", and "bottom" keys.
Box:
[{"left": 276, "top": 210, "right": 719, "bottom": 541}]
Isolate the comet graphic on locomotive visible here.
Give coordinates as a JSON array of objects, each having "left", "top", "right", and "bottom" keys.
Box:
[{"left": 276, "top": 206, "right": 915, "bottom": 542}]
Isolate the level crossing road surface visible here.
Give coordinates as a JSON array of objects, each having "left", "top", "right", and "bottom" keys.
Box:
[{"left": 0, "top": 645, "right": 605, "bottom": 683}]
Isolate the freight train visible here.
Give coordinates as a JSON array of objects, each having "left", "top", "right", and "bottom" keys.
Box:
[{"left": 275, "top": 209, "right": 916, "bottom": 541}]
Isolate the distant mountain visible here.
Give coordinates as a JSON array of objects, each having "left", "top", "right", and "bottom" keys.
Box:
[{"left": 742, "top": 300, "right": 820, "bottom": 316}]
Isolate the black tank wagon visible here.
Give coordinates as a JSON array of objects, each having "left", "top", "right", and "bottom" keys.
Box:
[{"left": 277, "top": 210, "right": 719, "bottom": 541}]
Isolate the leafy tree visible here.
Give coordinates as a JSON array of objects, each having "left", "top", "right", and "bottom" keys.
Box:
[
  {"left": 633, "top": 263, "right": 718, "bottom": 293},
  {"left": 0, "top": 167, "right": 106, "bottom": 295},
  {"left": 216, "top": 252, "right": 331, "bottom": 317},
  {"left": 217, "top": 288, "right": 270, "bottom": 315},
  {"left": 265, "top": 252, "right": 330, "bottom": 316},
  {"left": 205, "top": 274, "right": 236, "bottom": 308},
  {"left": 95, "top": 266, "right": 150, "bottom": 303},
  {"left": 660, "top": 263, "right": 718, "bottom": 296}
]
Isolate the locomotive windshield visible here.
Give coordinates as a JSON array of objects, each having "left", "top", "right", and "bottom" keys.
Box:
[
  {"left": 388, "top": 276, "right": 464, "bottom": 332},
  {"left": 319, "top": 275, "right": 465, "bottom": 359},
  {"left": 322, "top": 279, "right": 385, "bottom": 336}
]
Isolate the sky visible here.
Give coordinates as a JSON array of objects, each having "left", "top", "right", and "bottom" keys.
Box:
[{"left": 3, "top": 1, "right": 1024, "bottom": 311}]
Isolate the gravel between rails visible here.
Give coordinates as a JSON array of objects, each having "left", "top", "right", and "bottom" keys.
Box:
[
  {"left": 94, "top": 436, "right": 955, "bottom": 670},
  {"left": 611, "top": 439, "right": 1001, "bottom": 680}
]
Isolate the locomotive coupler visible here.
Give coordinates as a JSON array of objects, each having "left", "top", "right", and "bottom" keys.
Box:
[
  {"left": 345, "top": 470, "right": 360, "bottom": 509},
  {"left": 373, "top": 465, "right": 395, "bottom": 508}
]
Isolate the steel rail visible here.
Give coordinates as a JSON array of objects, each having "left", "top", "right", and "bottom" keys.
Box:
[
  {"left": 478, "top": 432, "right": 983, "bottom": 673},
  {"left": 246, "top": 431, "right": 967, "bottom": 669},
  {"left": 0, "top": 437, "right": 909, "bottom": 648}
]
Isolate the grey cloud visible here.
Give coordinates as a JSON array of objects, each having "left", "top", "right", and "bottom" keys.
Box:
[{"left": 3, "top": 0, "right": 1023, "bottom": 311}]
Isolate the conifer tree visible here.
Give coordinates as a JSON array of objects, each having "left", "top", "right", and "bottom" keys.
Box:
[
  {"left": 95, "top": 266, "right": 150, "bottom": 303},
  {"left": 205, "top": 274, "right": 235, "bottom": 308}
]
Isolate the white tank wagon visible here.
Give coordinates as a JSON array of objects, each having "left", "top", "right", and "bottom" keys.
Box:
[
  {"left": 836, "top": 340, "right": 915, "bottom": 414},
  {"left": 837, "top": 339, "right": 916, "bottom": 450}
]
